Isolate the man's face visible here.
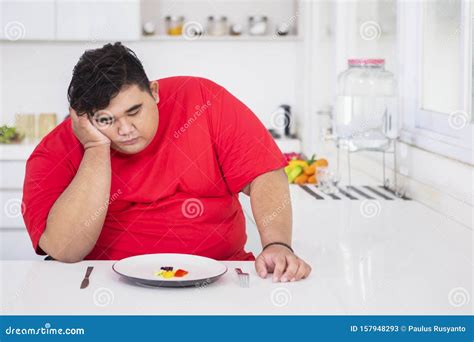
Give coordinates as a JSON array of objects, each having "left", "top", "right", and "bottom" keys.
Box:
[{"left": 91, "top": 81, "right": 159, "bottom": 154}]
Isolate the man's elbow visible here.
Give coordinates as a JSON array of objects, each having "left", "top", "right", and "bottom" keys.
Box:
[{"left": 38, "top": 232, "right": 85, "bottom": 263}]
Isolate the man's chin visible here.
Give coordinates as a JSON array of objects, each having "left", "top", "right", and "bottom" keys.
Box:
[{"left": 111, "top": 141, "right": 146, "bottom": 154}]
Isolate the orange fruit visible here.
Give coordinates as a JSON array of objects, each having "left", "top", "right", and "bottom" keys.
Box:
[
  {"left": 304, "top": 164, "right": 316, "bottom": 176},
  {"left": 294, "top": 174, "right": 308, "bottom": 185},
  {"left": 314, "top": 159, "right": 328, "bottom": 168}
]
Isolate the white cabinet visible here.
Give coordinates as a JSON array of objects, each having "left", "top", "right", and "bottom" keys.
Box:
[
  {"left": 0, "top": 145, "right": 42, "bottom": 260},
  {"left": 56, "top": 0, "right": 141, "bottom": 41},
  {"left": 1, "top": 0, "right": 140, "bottom": 41},
  {"left": 0, "top": 0, "right": 55, "bottom": 40},
  {"left": 0, "top": 190, "right": 24, "bottom": 229},
  {"left": 0, "top": 230, "right": 45, "bottom": 260}
]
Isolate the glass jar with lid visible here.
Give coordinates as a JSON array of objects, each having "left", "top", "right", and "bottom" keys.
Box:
[
  {"left": 207, "top": 16, "right": 228, "bottom": 36},
  {"left": 165, "top": 16, "right": 184, "bottom": 36},
  {"left": 334, "top": 58, "right": 397, "bottom": 151}
]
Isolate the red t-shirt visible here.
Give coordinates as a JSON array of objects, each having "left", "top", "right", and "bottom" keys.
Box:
[{"left": 22, "top": 76, "right": 287, "bottom": 261}]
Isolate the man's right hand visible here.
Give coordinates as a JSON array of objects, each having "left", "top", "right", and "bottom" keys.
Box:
[{"left": 70, "top": 107, "right": 111, "bottom": 150}]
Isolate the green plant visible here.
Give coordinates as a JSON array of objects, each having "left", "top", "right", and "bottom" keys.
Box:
[{"left": 0, "top": 125, "right": 24, "bottom": 144}]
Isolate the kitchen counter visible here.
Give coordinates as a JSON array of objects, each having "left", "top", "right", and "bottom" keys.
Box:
[{"left": 1, "top": 186, "right": 472, "bottom": 315}]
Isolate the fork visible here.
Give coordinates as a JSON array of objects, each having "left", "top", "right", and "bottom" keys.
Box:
[{"left": 235, "top": 268, "right": 249, "bottom": 288}]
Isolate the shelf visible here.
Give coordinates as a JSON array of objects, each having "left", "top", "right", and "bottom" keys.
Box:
[
  {"left": 1, "top": 35, "right": 303, "bottom": 44},
  {"left": 140, "top": 34, "right": 303, "bottom": 42}
]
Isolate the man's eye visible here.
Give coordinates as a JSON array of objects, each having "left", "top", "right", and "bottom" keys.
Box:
[{"left": 129, "top": 111, "right": 139, "bottom": 116}]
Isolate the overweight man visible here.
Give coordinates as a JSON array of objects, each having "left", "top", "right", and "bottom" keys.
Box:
[{"left": 22, "top": 42, "right": 311, "bottom": 282}]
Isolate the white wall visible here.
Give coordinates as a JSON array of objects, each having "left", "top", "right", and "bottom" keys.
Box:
[{"left": 0, "top": 40, "right": 300, "bottom": 127}]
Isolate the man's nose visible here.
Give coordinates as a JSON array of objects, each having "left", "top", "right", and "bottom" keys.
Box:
[{"left": 117, "top": 118, "right": 135, "bottom": 136}]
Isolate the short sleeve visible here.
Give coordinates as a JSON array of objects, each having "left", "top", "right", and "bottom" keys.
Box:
[
  {"left": 22, "top": 148, "right": 76, "bottom": 255},
  {"left": 200, "top": 78, "right": 288, "bottom": 194}
]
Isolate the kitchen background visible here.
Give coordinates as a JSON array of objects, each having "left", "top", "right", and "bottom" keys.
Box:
[{"left": 0, "top": 0, "right": 472, "bottom": 260}]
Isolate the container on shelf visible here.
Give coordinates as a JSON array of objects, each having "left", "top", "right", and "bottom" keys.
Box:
[
  {"left": 165, "top": 16, "right": 184, "bottom": 36},
  {"left": 142, "top": 21, "right": 156, "bottom": 36},
  {"left": 207, "top": 16, "right": 228, "bottom": 36},
  {"left": 334, "top": 58, "right": 397, "bottom": 152},
  {"left": 15, "top": 113, "right": 36, "bottom": 143},
  {"left": 248, "top": 15, "right": 268, "bottom": 36},
  {"left": 38, "top": 113, "right": 57, "bottom": 139},
  {"left": 230, "top": 23, "right": 243, "bottom": 36}
]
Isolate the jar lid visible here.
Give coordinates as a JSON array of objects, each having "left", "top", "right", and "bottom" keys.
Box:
[
  {"left": 208, "top": 15, "right": 227, "bottom": 21},
  {"left": 165, "top": 15, "right": 184, "bottom": 21},
  {"left": 348, "top": 58, "right": 385, "bottom": 66}
]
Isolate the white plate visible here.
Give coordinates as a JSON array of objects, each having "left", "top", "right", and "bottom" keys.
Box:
[{"left": 112, "top": 253, "right": 228, "bottom": 288}]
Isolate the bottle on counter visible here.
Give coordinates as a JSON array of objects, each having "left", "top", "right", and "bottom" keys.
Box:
[{"left": 334, "top": 58, "right": 397, "bottom": 152}]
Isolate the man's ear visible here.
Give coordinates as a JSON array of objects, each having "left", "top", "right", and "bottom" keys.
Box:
[{"left": 149, "top": 81, "right": 159, "bottom": 103}]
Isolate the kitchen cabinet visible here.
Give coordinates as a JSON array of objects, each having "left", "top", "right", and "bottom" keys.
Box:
[
  {"left": 0, "top": 0, "right": 141, "bottom": 41},
  {"left": 0, "top": 0, "right": 55, "bottom": 40},
  {"left": 0, "top": 145, "right": 41, "bottom": 260},
  {"left": 1, "top": 0, "right": 299, "bottom": 42},
  {"left": 56, "top": 0, "right": 141, "bottom": 41}
]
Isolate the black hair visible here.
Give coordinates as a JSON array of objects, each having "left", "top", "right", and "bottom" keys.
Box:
[{"left": 67, "top": 42, "right": 151, "bottom": 117}]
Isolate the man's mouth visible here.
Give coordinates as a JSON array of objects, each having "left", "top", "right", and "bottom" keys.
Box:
[{"left": 120, "top": 137, "right": 139, "bottom": 145}]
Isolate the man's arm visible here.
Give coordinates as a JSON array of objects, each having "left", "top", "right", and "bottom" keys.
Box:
[
  {"left": 38, "top": 108, "right": 111, "bottom": 263},
  {"left": 242, "top": 168, "right": 312, "bottom": 282}
]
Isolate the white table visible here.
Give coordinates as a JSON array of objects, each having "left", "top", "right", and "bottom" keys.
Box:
[{"left": 1, "top": 186, "right": 472, "bottom": 315}]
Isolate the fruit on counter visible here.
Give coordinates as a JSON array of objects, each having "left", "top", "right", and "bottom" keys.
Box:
[
  {"left": 314, "top": 158, "right": 329, "bottom": 168},
  {"left": 303, "top": 164, "right": 316, "bottom": 176},
  {"left": 284, "top": 153, "right": 329, "bottom": 185},
  {"left": 294, "top": 174, "right": 308, "bottom": 185},
  {"left": 286, "top": 165, "right": 303, "bottom": 183},
  {"left": 288, "top": 159, "right": 309, "bottom": 169}
]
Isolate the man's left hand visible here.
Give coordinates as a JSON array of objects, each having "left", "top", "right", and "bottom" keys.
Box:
[{"left": 255, "top": 244, "right": 312, "bottom": 282}]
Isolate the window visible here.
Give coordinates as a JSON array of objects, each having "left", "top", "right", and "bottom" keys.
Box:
[{"left": 398, "top": 0, "right": 473, "bottom": 164}]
